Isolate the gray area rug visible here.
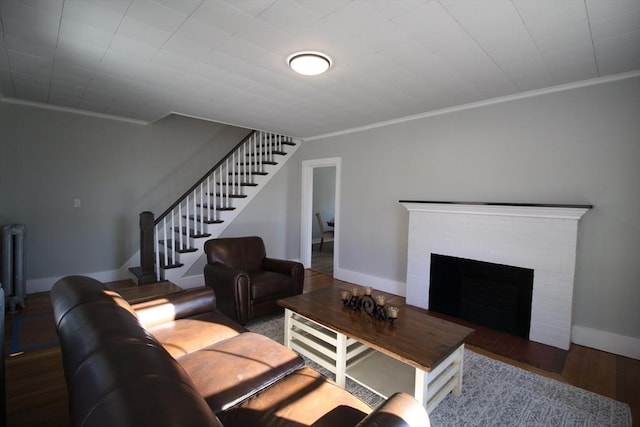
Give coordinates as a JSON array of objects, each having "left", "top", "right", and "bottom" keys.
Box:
[{"left": 246, "top": 313, "right": 631, "bottom": 427}]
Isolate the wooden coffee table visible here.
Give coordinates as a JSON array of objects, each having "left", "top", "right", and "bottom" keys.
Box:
[{"left": 278, "top": 286, "right": 474, "bottom": 413}]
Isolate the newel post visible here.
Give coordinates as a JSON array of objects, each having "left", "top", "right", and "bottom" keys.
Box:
[{"left": 138, "top": 211, "right": 157, "bottom": 284}]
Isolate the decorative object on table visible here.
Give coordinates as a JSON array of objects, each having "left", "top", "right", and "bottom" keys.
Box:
[{"left": 340, "top": 287, "right": 398, "bottom": 324}]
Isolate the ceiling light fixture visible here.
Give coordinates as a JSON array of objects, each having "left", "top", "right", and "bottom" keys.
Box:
[{"left": 288, "top": 52, "right": 331, "bottom": 76}]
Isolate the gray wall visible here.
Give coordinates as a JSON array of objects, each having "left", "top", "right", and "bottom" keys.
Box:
[
  {"left": 295, "top": 76, "right": 639, "bottom": 342},
  {"left": 0, "top": 102, "right": 248, "bottom": 280}
]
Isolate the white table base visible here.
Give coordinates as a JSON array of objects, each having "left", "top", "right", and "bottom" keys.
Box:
[{"left": 283, "top": 309, "right": 464, "bottom": 413}]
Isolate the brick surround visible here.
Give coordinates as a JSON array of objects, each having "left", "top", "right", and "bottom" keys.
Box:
[{"left": 401, "top": 202, "right": 590, "bottom": 350}]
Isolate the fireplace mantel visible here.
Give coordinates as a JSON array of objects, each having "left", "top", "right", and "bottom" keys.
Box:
[
  {"left": 400, "top": 200, "right": 591, "bottom": 350},
  {"left": 399, "top": 201, "right": 592, "bottom": 220}
]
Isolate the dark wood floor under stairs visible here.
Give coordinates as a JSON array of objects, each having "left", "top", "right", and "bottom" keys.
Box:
[{"left": 3, "top": 272, "right": 639, "bottom": 426}]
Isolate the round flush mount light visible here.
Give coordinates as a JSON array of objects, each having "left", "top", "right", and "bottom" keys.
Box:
[{"left": 288, "top": 52, "right": 331, "bottom": 76}]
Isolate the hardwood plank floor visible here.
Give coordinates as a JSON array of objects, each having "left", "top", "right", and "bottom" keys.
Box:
[
  {"left": 311, "top": 241, "right": 333, "bottom": 274},
  {"left": 4, "top": 272, "right": 638, "bottom": 426}
]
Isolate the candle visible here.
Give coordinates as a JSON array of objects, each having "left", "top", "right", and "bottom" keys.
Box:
[
  {"left": 341, "top": 290, "right": 349, "bottom": 301},
  {"left": 364, "top": 286, "right": 372, "bottom": 296},
  {"left": 388, "top": 306, "right": 399, "bottom": 319},
  {"left": 375, "top": 295, "right": 385, "bottom": 306},
  {"left": 351, "top": 288, "right": 359, "bottom": 297}
]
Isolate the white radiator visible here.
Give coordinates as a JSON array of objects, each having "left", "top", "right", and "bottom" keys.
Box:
[{"left": 1, "top": 224, "right": 26, "bottom": 312}]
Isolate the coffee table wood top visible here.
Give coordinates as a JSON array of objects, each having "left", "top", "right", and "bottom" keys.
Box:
[{"left": 278, "top": 287, "right": 474, "bottom": 372}]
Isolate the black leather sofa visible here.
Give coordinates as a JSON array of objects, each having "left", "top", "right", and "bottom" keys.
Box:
[{"left": 51, "top": 275, "right": 430, "bottom": 427}]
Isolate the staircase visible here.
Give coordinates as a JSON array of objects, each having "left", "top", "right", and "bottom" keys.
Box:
[{"left": 129, "top": 130, "right": 300, "bottom": 284}]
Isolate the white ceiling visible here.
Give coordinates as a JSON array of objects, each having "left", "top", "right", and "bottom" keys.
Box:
[{"left": 0, "top": 0, "right": 638, "bottom": 139}]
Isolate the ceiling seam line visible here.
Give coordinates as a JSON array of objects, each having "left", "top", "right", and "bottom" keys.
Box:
[
  {"left": 155, "top": 0, "right": 205, "bottom": 52},
  {"left": 510, "top": 0, "right": 559, "bottom": 86},
  {"left": 583, "top": 0, "right": 601, "bottom": 77},
  {"left": 78, "top": 0, "right": 134, "bottom": 112},
  {"left": 47, "top": 0, "right": 66, "bottom": 105},
  {"left": 437, "top": 0, "right": 520, "bottom": 92},
  {"left": 0, "top": 6, "right": 16, "bottom": 97}
]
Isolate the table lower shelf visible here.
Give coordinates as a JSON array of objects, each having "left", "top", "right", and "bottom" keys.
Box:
[{"left": 346, "top": 349, "right": 415, "bottom": 398}]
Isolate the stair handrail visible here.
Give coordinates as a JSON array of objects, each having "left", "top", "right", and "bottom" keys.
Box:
[
  {"left": 154, "top": 129, "right": 255, "bottom": 226},
  {"left": 139, "top": 129, "right": 294, "bottom": 283}
]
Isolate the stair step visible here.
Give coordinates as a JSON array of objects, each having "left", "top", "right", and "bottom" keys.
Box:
[
  {"left": 230, "top": 171, "right": 268, "bottom": 176},
  {"left": 206, "top": 192, "right": 247, "bottom": 199},
  {"left": 175, "top": 227, "right": 211, "bottom": 238},
  {"left": 182, "top": 215, "right": 224, "bottom": 225},
  {"left": 214, "top": 193, "right": 247, "bottom": 198},
  {"left": 247, "top": 150, "right": 287, "bottom": 156},
  {"left": 159, "top": 240, "right": 198, "bottom": 253},
  {"left": 157, "top": 254, "right": 184, "bottom": 269},
  {"left": 161, "top": 261, "right": 184, "bottom": 270},
  {"left": 260, "top": 140, "right": 296, "bottom": 147},
  {"left": 196, "top": 204, "right": 236, "bottom": 211},
  {"left": 238, "top": 161, "right": 278, "bottom": 166},
  {"left": 216, "top": 181, "right": 258, "bottom": 187}
]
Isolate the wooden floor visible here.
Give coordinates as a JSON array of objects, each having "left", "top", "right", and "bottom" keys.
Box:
[
  {"left": 311, "top": 240, "right": 333, "bottom": 274},
  {"left": 3, "top": 271, "right": 639, "bottom": 426}
]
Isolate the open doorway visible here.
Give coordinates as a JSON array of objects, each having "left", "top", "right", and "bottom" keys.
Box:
[
  {"left": 300, "top": 158, "right": 341, "bottom": 274},
  {"left": 311, "top": 166, "right": 335, "bottom": 273}
]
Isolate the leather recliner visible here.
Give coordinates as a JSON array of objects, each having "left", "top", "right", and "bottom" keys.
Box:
[{"left": 204, "top": 236, "right": 304, "bottom": 325}]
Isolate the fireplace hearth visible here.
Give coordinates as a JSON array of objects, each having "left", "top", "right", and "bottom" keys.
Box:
[{"left": 429, "top": 254, "right": 533, "bottom": 338}]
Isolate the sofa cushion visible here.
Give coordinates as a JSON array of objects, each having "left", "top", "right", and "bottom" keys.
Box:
[
  {"left": 133, "top": 287, "right": 218, "bottom": 328},
  {"left": 147, "top": 311, "right": 247, "bottom": 358},
  {"left": 218, "top": 367, "right": 372, "bottom": 427},
  {"left": 250, "top": 271, "right": 294, "bottom": 302},
  {"left": 177, "top": 332, "right": 304, "bottom": 413}
]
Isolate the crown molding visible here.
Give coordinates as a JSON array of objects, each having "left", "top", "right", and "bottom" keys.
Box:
[
  {"left": 0, "top": 97, "right": 150, "bottom": 125},
  {"left": 303, "top": 70, "right": 640, "bottom": 142}
]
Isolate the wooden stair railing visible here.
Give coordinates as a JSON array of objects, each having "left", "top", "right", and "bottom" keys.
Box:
[{"left": 130, "top": 130, "right": 298, "bottom": 284}]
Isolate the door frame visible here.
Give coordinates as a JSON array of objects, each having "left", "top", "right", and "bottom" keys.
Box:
[{"left": 300, "top": 157, "right": 341, "bottom": 270}]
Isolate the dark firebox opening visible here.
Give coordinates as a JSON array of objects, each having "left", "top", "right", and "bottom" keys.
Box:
[{"left": 429, "top": 254, "right": 534, "bottom": 338}]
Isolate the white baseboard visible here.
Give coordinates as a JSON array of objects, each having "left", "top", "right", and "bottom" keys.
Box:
[
  {"left": 334, "top": 267, "right": 407, "bottom": 297},
  {"left": 572, "top": 325, "right": 640, "bottom": 360},
  {"left": 27, "top": 269, "right": 124, "bottom": 293}
]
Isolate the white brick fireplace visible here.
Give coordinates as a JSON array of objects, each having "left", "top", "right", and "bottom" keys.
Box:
[{"left": 401, "top": 201, "right": 591, "bottom": 350}]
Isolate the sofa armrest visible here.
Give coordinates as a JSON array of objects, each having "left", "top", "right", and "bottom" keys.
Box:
[
  {"left": 356, "top": 393, "right": 430, "bottom": 427},
  {"left": 263, "top": 258, "right": 305, "bottom": 295},
  {"left": 263, "top": 257, "right": 301, "bottom": 276},
  {"left": 133, "top": 287, "right": 217, "bottom": 329},
  {"left": 204, "top": 262, "right": 250, "bottom": 324},
  {"left": 204, "top": 262, "right": 248, "bottom": 284}
]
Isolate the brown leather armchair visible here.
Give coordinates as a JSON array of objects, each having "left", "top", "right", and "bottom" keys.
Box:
[{"left": 204, "top": 236, "right": 304, "bottom": 325}]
